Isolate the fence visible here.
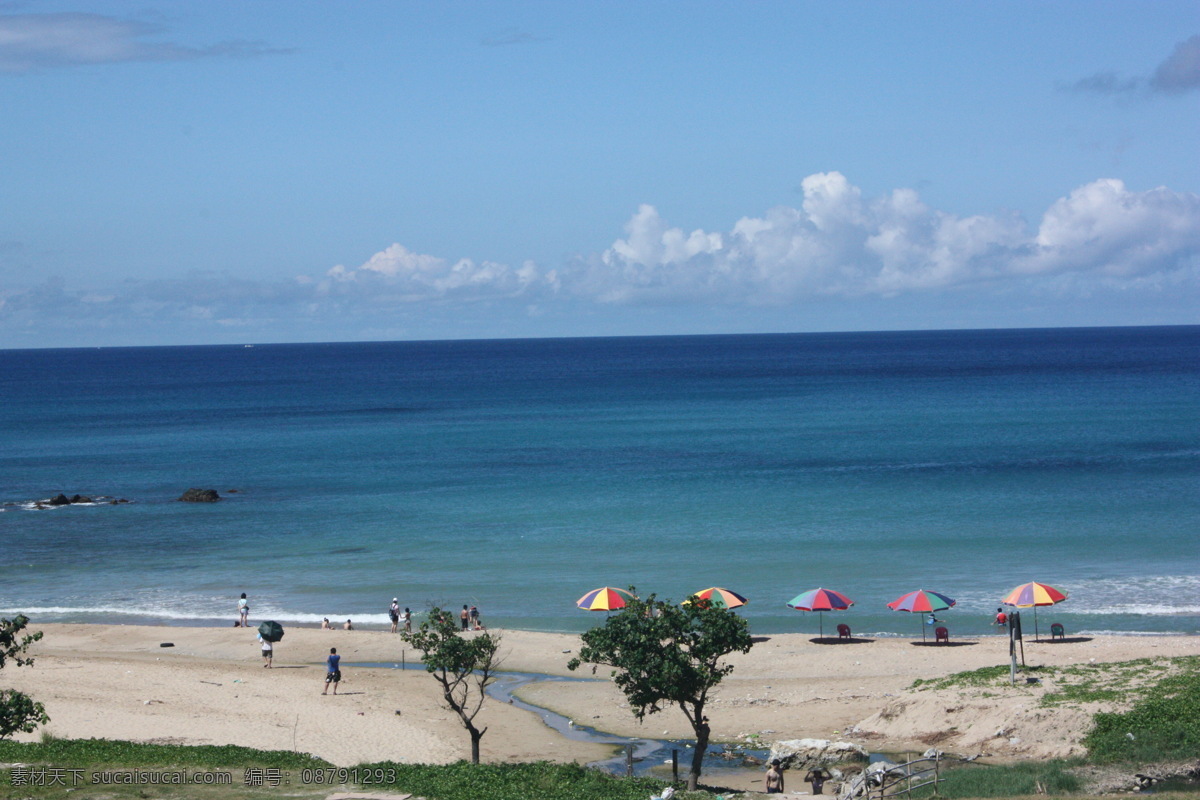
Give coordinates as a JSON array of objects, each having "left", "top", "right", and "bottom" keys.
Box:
[{"left": 858, "top": 753, "right": 941, "bottom": 799}]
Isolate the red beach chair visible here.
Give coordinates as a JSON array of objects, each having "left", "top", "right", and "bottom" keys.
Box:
[
  {"left": 837, "top": 624, "right": 852, "bottom": 639},
  {"left": 935, "top": 626, "right": 949, "bottom": 644}
]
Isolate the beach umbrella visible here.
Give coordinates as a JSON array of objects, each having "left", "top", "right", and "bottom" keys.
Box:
[
  {"left": 576, "top": 586, "right": 636, "bottom": 612},
  {"left": 887, "top": 589, "right": 956, "bottom": 641},
  {"left": 1002, "top": 581, "right": 1068, "bottom": 642},
  {"left": 256, "top": 620, "right": 284, "bottom": 643},
  {"left": 786, "top": 587, "right": 854, "bottom": 638},
  {"left": 683, "top": 587, "right": 748, "bottom": 610}
]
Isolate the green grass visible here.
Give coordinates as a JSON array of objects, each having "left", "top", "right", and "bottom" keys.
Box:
[
  {"left": 1084, "top": 664, "right": 1200, "bottom": 763},
  {"left": 910, "top": 760, "right": 1083, "bottom": 798},
  {"left": 910, "top": 655, "right": 1200, "bottom": 713},
  {"left": 357, "top": 760, "right": 694, "bottom": 800},
  {"left": 0, "top": 734, "right": 327, "bottom": 769}
]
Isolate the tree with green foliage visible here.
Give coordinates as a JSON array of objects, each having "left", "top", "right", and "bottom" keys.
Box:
[
  {"left": 402, "top": 607, "right": 503, "bottom": 764},
  {"left": 568, "top": 589, "right": 754, "bottom": 791},
  {"left": 0, "top": 615, "right": 49, "bottom": 739}
]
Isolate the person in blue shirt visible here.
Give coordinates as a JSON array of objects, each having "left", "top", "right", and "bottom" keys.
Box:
[{"left": 323, "top": 647, "right": 341, "bottom": 695}]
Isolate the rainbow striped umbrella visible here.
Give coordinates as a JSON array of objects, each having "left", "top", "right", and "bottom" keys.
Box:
[
  {"left": 577, "top": 586, "right": 636, "bottom": 612},
  {"left": 1002, "top": 582, "right": 1068, "bottom": 641},
  {"left": 887, "top": 589, "right": 956, "bottom": 641},
  {"left": 787, "top": 588, "right": 854, "bottom": 638},
  {"left": 684, "top": 587, "right": 748, "bottom": 610}
]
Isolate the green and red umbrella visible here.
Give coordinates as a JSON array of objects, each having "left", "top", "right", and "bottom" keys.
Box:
[
  {"left": 787, "top": 587, "right": 854, "bottom": 638},
  {"left": 684, "top": 587, "right": 748, "bottom": 610},
  {"left": 1002, "top": 581, "right": 1068, "bottom": 641},
  {"left": 887, "top": 589, "right": 956, "bottom": 641},
  {"left": 576, "top": 586, "right": 636, "bottom": 612}
]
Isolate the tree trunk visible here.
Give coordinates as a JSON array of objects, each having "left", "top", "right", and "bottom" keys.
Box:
[
  {"left": 688, "top": 720, "right": 710, "bottom": 792},
  {"left": 469, "top": 727, "right": 482, "bottom": 764}
]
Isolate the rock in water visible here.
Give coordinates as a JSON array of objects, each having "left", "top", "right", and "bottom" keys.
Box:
[
  {"left": 178, "top": 488, "right": 221, "bottom": 502},
  {"left": 48, "top": 493, "right": 72, "bottom": 506}
]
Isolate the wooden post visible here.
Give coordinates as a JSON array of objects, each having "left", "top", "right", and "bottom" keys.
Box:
[
  {"left": 671, "top": 749, "right": 678, "bottom": 783},
  {"left": 625, "top": 744, "right": 634, "bottom": 777}
]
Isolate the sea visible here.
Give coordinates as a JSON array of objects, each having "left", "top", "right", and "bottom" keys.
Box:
[{"left": 2, "top": 326, "right": 1198, "bottom": 639}]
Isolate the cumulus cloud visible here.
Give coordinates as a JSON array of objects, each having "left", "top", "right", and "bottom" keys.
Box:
[
  {"left": 585, "top": 173, "right": 1200, "bottom": 305},
  {"left": 0, "top": 12, "right": 290, "bottom": 73},
  {"left": 1067, "top": 33, "right": 1200, "bottom": 95},
  {"left": 3, "top": 174, "right": 1198, "bottom": 345},
  {"left": 323, "top": 243, "right": 557, "bottom": 302}
]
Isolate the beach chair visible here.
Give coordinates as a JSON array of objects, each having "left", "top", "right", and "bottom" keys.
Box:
[
  {"left": 837, "top": 623, "right": 852, "bottom": 639},
  {"left": 1050, "top": 623, "right": 1065, "bottom": 640},
  {"left": 935, "top": 626, "right": 949, "bottom": 644}
]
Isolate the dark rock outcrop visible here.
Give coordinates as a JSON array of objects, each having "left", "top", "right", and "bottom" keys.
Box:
[
  {"left": 178, "top": 488, "right": 221, "bottom": 503},
  {"left": 48, "top": 494, "right": 72, "bottom": 506}
]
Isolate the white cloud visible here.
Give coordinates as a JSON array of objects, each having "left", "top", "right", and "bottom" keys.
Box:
[
  {"left": 588, "top": 173, "right": 1200, "bottom": 304},
  {"left": 0, "top": 12, "right": 289, "bottom": 73},
  {"left": 1026, "top": 179, "right": 1200, "bottom": 277},
  {"left": 324, "top": 243, "right": 554, "bottom": 301},
  {"left": 2, "top": 174, "right": 1197, "bottom": 345}
]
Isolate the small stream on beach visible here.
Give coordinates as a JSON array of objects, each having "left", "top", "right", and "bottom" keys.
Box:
[{"left": 353, "top": 661, "right": 772, "bottom": 779}]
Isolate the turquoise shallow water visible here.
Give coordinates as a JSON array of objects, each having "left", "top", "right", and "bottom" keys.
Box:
[{"left": 2, "top": 327, "right": 1198, "bottom": 637}]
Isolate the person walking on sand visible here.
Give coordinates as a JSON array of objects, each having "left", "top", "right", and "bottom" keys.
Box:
[
  {"left": 765, "top": 759, "right": 784, "bottom": 794},
  {"left": 258, "top": 633, "right": 273, "bottom": 668},
  {"left": 323, "top": 647, "right": 341, "bottom": 695},
  {"left": 237, "top": 593, "right": 249, "bottom": 627},
  {"left": 460, "top": 605, "right": 470, "bottom": 631},
  {"left": 389, "top": 598, "right": 400, "bottom": 633}
]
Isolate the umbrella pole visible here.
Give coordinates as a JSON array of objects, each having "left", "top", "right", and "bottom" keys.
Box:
[
  {"left": 921, "top": 616, "right": 925, "bottom": 642},
  {"left": 819, "top": 611, "right": 824, "bottom": 639},
  {"left": 1034, "top": 605, "right": 1040, "bottom": 642}
]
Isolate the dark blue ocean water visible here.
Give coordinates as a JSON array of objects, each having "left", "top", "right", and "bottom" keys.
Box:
[{"left": 2, "top": 327, "right": 1198, "bottom": 637}]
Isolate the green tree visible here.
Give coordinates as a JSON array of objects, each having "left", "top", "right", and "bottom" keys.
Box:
[
  {"left": 402, "top": 608, "right": 503, "bottom": 764},
  {"left": 568, "top": 590, "right": 753, "bottom": 791},
  {"left": 0, "top": 615, "right": 49, "bottom": 739}
]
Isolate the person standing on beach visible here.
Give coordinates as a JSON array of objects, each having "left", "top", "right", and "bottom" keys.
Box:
[
  {"left": 765, "top": 759, "right": 784, "bottom": 794},
  {"left": 460, "top": 605, "right": 470, "bottom": 631},
  {"left": 323, "top": 647, "right": 341, "bottom": 695},
  {"left": 389, "top": 598, "right": 400, "bottom": 633},
  {"left": 238, "top": 593, "right": 249, "bottom": 627},
  {"left": 402, "top": 608, "right": 411, "bottom": 633},
  {"left": 470, "top": 605, "right": 482, "bottom": 630},
  {"left": 258, "top": 633, "right": 273, "bottom": 668}
]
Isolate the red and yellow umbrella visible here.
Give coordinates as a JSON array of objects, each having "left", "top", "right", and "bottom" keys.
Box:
[
  {"left": 577, "top": 586, "right": 636, "bottom": 612},
  {"left": 684, "top": 587, "right": 748, "bottom": 610},
  {"left": 1002, "top": 582, "right": 1068, "bottom": 641}
]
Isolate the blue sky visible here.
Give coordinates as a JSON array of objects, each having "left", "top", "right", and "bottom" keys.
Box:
[{"left": 1, "top": 2, "right": 1198, "bottom": 348}]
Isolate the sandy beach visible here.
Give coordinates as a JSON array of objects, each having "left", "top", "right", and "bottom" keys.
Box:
[{"left": 6, "top": 623, "right": 1197, "bottom": 792}]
